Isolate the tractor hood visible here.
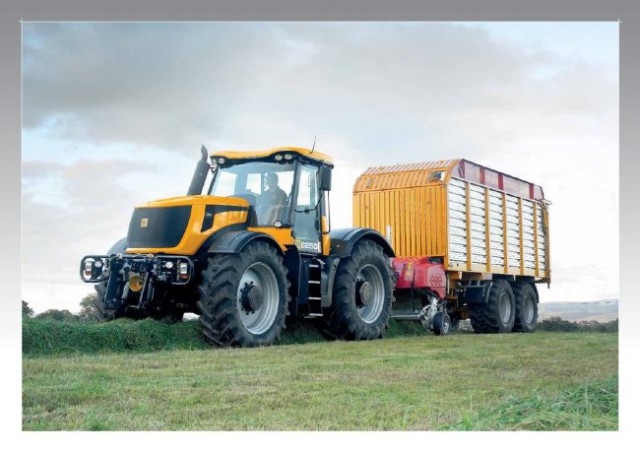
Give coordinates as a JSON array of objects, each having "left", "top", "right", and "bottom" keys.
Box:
[
  {"left": 125, "top": 195, "right": 250, "bottom": 255},
  {"left": 141, "top": 194, "right": 250, "bottom": 209}
]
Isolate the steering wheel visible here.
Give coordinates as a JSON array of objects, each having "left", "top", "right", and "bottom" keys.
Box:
[{"left": 233, "top": 192, "right": 258, "bottom": 207}]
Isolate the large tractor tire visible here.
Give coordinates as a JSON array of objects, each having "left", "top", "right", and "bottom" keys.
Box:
[
  {"left": 513, "top": 283, "right": 538, "bottom": 332},
  {"left": 469, "top": 280, "right": 515, "bottom": 334},
  {"left": 93, "top": 281, "right": 118, "bottom": 322},
  {"left": 91, "top": 237, "right": 128, "bottom": 322},
  {"left": 325, "top": 240, "right": 394, "bottom": 340},
  {"left": 197, "top": 241, "right": 291, "bottom": 347}
]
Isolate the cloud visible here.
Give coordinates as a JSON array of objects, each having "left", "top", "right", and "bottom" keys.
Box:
[{"left": 24, "top": 22, "right": 615, "bottom": 158}]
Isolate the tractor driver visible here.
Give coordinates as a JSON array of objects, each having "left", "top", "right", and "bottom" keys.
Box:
[{"left": 257, "top": 172, "right": 288, "bottom": 224}]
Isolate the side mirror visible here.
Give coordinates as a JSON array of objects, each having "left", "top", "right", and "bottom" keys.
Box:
[{"left": 319, "top": 166, "right": 332, "bottom": 191}]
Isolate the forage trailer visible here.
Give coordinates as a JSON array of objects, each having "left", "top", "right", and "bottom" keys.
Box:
[{"left": 353, "top": 159, "right": 550, "bottom": 334}]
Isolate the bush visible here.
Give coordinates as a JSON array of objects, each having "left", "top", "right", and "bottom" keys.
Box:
[
  {"left": 538, "top": 317, "right": 618, "bottom": 333},
  {"left": 22, "top": 300, "right": 34, "bottom": 318},
  {"left": 35, "top": 309, "right": 80, "bottom": 322}
]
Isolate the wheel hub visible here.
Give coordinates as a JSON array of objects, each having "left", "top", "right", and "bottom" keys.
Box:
[
  {"left": 240, "top": 282, "right": 263, "bottom": 313},
  {"left": 357, "top": 280, "right": 373, "bottom": 306}
]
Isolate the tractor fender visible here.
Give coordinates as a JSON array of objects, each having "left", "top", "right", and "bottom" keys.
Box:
[
  {"left": 108, "top": 237, "right": 128, "bottom": 254},
  {"left": 206, "top": 229, "right": 284, "bottom": 255},
  {"left": 329, "top": 228, "right": 395, "bottom": 258}
]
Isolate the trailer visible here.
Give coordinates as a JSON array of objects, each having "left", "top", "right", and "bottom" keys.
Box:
[{"left": 353, "top": 158, "right": 550, "bottom": 334}]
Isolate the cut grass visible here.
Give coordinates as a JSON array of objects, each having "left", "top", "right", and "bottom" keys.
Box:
[
  {"left": 22, "top": 317, "right": 432, "bottom": 356},
  {"left": 22, "top": 331, "right": 618, "bottom": 431},
  {"left": 445, "top": 375, "right": 618, "bottom": 430}
]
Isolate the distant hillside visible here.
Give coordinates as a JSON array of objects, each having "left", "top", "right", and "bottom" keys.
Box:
[{"left": 539, "top": 299, "right": 618, "bottom": 322}]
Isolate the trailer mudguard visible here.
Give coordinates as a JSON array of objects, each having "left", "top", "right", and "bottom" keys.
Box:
[
  {"left": 206, "top": 229, "right": 283, "bottom": 255},
  {"left": 329, "top": 227, "right": 395, "bottom": 258}
]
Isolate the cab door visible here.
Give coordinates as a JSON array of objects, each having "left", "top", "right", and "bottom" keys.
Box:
[{"left": 292, "top": 163, "right": 322, "bottom": 255}]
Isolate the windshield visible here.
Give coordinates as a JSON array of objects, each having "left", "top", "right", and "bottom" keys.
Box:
[{"left": 209, "top": 161, "right": 296, "bottom": 226}]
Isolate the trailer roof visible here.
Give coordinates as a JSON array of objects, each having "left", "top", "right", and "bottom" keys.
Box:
[{"left": 354, "top": 158, "right": 546, "bottom": 201}]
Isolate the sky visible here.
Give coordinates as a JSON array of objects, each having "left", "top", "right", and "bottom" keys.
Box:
[{"left": 21, "top": 22, "right": 619, "bottom": 314}]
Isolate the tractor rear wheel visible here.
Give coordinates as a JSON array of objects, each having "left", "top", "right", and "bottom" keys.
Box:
[
  {"left": 325, "top": 240, "right": 393, "bottom": 340},
  {"left": 513, "top": 283, "right": 538, "bottom": 332},
  {"left": 197, "top": 241, "right": 290, "bottom": 347},
  {"left": 469, "top": 280, "right": 515, "bottom": 333}
]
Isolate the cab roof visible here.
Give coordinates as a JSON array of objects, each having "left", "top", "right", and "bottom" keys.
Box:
[{"left": 211, "top": 146, "right": 334, "bottom": 166}]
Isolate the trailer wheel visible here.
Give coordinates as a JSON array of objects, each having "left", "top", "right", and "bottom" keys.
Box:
[
  {"left": 197, "top": 241, "right": 290, "bottom": 347},
  {"left": 513, "top": 283, "right": 538, "bottom": 332},
  {"left": 469, "top": 280, "right": 515, "bottom": 334},
  {"left": 433, "top": 312, "right": 451, "bottom": 336},
  {"left": 325, "top": 240, "right": 393, "bottom": 340}
]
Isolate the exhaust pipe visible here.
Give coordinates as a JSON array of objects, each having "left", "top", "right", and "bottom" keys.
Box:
[{"left": 187, "top": 145, "right": 210, "bottom": 196}]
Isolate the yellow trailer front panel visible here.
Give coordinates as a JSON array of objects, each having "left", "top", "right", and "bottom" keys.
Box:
[{"left": 354, "top": 185, "right": 449, "bottom": 258}]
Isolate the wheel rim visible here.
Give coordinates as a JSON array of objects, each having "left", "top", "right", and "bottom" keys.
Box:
[
  {"left": 498, "top": 292, "right": 512, "bottom": 324},
  {"left": 523, "top": 296, "right": 535, "bottom": 325},
  {"left": 442, "top": 315, "right": 450, "bottom": 334},
  {"left": 355, "top": 264, "right": 385, "bottom": 324},
  {"left": 237, "top": 262, "right": 280, "bottom": 335}
]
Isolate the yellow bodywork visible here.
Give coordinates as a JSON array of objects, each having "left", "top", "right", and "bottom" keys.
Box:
[
  {"left": 126, "top": 147, "right": 334, "bottom": 257},
  {"left": 211, "top": 146, "right": 334, "bottom": 165},
  {"left": 126, "top": 195, "right": 250, "bottom": 255},
  {"left": 353, "top": 160, "right": 551, "bottom": 282}
]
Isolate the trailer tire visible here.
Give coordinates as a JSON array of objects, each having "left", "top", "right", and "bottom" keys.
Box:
[
  {"left": 433, "top": 312, "right": 451, "bottom": 336},
  {"left": 325, "top": 240, "right": 393, "bottom": 340},
  {"left": 513, "top": 283, "right": 538, "bottom": 332},
  {"left": 197, "top": 241, "right": 290, "bottom": 347},
  {"left": 469, "top": 280, "right": 515, "bottom": 334}
]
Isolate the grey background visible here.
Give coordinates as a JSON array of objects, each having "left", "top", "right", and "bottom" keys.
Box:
[{"left": 3, "top": 0, "right": 637, "bottom": 443}]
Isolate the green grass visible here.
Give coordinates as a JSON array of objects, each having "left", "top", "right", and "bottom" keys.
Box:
[
  {"left": 22, "top": 318, "right": 208, "bottom": 356},
  {"left": 446, "top": 375, "right": 618, "bottom": 430},
  {"left": 22, "top": 317, "right": 431, "bottom": 356},
  {"left": 22, "top": 331, "right": 618, "bottom": 431}
]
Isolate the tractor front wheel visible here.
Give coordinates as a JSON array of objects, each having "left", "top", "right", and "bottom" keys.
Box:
[
  {"left": 198, "top": 241, "right": 290, "bottom": 347},
  {"left": 93, "top": 281, "right": 119, "bottom": 322}
]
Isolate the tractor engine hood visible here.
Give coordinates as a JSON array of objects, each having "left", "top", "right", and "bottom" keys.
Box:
[{"left": 125, "top": 195, "right": 250, "bottom": 255}]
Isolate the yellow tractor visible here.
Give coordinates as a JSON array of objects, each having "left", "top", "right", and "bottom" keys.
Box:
[{"left": 81, "top": 146, "right": 396, "bottom": 346}]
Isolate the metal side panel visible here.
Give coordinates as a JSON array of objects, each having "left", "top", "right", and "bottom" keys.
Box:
[
  {"left": 469, "top": 185, "right": 486, "bottom": 264},
  {"left": 488, "top": 190, "right": 504, "bottom": 267},
  {"left": 522, "top": 200, "right": 536, "bottom": 269},
  {"left": 448, "top": 179, "right": 467, "bottom": 266},
  {"left": 505, "top": 195, "right": 521, "bottom": 268},
  {"left": 536, "top": 201, "right": 548, "bottom": 271},
  {"left": 447, "top": 178, "right": 549, "bottom": 277}
]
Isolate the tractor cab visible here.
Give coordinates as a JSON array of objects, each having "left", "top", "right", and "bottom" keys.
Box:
[{"left": 207, "top": 147, "right": 334, "bottom": 256}]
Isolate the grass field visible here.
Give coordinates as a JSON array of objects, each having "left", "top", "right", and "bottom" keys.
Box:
[{"left": 22, "top": 327, "right": 618, "bottom": 431}]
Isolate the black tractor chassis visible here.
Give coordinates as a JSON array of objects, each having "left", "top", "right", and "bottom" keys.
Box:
[{"left": 80, "top": 254, "right": 196, "bottom": 315}]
